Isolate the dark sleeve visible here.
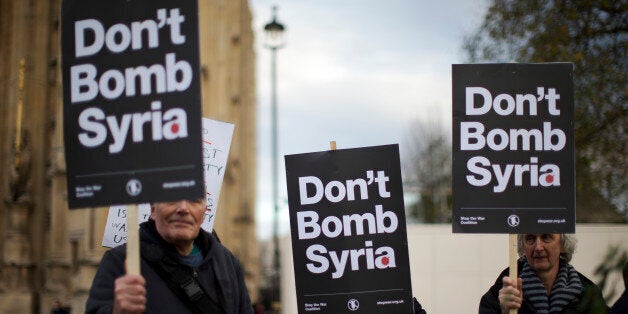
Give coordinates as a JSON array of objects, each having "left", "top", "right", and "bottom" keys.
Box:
[
  {"left": 413, "top": 297, "right": 427, "bottom": 314},
  {"left": 610, "top": 291, "right": 628, "bottom": 314},
  {"left": 85, "top": 248, "right": 126, "bottom": 314},
  {"left": 578, "top": 274, "right": 610, "bottom": 314},
  {"left": 232, "top": 255, "right": 254, "bottom": 314},
  {"left": 479, "top": 288, "right": 502, "bottom": 314},
  {"left": 479, "top": 269, "right": 509, "bottom": 314}
]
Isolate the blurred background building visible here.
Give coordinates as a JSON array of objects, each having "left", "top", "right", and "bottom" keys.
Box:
[{"left": 0, "top": 0, "right": 259, "bottom": 312}]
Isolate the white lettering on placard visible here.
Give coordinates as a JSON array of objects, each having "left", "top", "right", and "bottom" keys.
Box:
[
  {"left": 299, "top": 170, "right": 390, "bottom": 205},
  {"left": 70, "top": 53, "right": 192, "bottom": 103},
  {"left": 297, "top": 205, "right": 398, "bottom": 240},
  {"left": 465, "top": 87, "right": 560, "bottom": 116},
  {"left": 458, "top": 82, "right": 568, "bottom": 193},
  {"left": 75, "top": 8, "right": 186, "bottom": 58},
  {"left": 305, "top": 241, "right": 396, "bottom": 279},
  {"left": 460, "top": 121, "right": 566, "bottom": 151},
  {"left": 78, "top": 101, "right": 188, "bottom": 153},
  {"left": 466, "top": 156, "right": 560, "bottom": 192}
]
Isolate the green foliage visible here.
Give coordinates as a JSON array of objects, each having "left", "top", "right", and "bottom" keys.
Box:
[
  {"left": 464, "top": 0, "right": 627, "bottom": 221},
  {"left": 594, "top": 245, "right": 627, "bottom": 302}
]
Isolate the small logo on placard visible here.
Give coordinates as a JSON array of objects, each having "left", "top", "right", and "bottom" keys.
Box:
[
  {"left": 347, "top": 299, "right": 359, "bottom": 311},
  {"left": 126, "top": 179, "right": 142, "bottom": 196},
  {"left": 507, "top": 215, "right": 520, "bottom": 227}
]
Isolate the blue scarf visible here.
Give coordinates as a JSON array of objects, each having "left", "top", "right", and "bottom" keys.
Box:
[
  {"left": 521, "top": 261, "right": 584, "bottom": 314},
  {"left": 178, "top": 243, "right": 203, "bottom": 267}
]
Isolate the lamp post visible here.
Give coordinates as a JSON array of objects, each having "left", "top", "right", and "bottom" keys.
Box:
[{"left": 263, "top": 6, "right": 285, "bottom": 311}]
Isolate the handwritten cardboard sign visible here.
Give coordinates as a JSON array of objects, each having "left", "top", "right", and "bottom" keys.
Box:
[{"left": 102, "top": 118, "right": 234, "bottom": 247}]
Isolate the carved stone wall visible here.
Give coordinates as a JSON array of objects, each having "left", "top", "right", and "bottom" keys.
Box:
[{"left": 0, "top": 1, "right": 258, "bottom": 312}]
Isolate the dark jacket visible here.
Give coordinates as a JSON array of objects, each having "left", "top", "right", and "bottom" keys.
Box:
[
  {"left": 479, "top": 261, "right": 609, "bottom": 314},
  {"left": 86, "top": 220, "right": 253, "bottom": 314},
  {"left": 610, "top": 290, "right": 627, "bottom": 314}
]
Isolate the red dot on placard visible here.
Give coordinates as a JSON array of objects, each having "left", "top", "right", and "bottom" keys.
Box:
[
  {"left": 546, "top": 175, "right": 554, "bottom": 184},
  {"left": 382, "top": 257, "right": 389, "bottom": 266},
  {"left": 171, "top": 123, "right": 179, "bottom": 133}
]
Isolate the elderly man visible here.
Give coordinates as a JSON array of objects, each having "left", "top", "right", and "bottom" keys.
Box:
[
  {"left": 479, "top": 234, "right": 609, "bottom": 313},
  {"left": 86, "top": 199, "right": 253, "bottom": 314}
]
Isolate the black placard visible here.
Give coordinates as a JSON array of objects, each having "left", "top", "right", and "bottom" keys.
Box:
[
  {"left": 285, "top": 144, "right": 413, "bottom": 313},
  {"left": 61, "top": 0, "right": 203, "bottom": 208},
  {"left": 452, "top": 63, "right": 575, "bottom": 233}
]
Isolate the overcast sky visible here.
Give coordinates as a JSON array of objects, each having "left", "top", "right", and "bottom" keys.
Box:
[{"left": 248, "top": 0, "right": 489, "bottom": 240}]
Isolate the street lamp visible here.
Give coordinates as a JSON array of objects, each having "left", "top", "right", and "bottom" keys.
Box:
[{"left": 264, "top": 5, "right": 285, "bottom": 311}]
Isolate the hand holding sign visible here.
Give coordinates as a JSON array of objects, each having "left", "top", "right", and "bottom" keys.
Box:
[{"left": 452, "top": 64, "right": 575, "bottom": 314}]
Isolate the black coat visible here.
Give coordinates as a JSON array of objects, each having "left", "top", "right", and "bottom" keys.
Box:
[
  {"left": 610, "top": 290, "right": 627, "bottom": 314},
  {"left": 86, "top": 220, "right": 253, "bottom": 314},
  {"left": 479, "top": 261, "right": 609, "bottom": 314}
]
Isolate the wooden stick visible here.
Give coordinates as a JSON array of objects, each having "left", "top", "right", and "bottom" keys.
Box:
[
  {"left": 126, "top": 204, "right": 141, "bottom": 275},
  {"left": 508, "top": 233, "right": 518, "bottom": 314}
]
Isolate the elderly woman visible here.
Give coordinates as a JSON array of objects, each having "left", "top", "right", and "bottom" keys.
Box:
[{"left": 479, "top": 234, "right": 609, "bottom": 314}]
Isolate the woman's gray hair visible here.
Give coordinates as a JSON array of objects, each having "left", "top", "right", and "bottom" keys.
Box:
[{"left": 517, "top": 234, "right": 577, "bottom": 263}]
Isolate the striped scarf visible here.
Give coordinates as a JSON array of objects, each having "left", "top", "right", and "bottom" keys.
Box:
[{"left": 521, "top": 261, "right": 584, "bottom": 314}]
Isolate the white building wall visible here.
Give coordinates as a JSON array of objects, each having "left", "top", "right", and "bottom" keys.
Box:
[{"left": 280, "top": 224, "right": 628, "bottom": 314}]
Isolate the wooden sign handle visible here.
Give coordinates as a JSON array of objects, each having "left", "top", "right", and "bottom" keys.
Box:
[
  {"left": 509, "top": 233, "right": 518, "bottom": 314},
  {"left": 126, "top": 204, "right": 141, "bottom": 275}
]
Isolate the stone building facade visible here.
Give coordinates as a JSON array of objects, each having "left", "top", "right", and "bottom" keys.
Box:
[{"left": 0, "top": 0, "right": 259, "bottom": 312}]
